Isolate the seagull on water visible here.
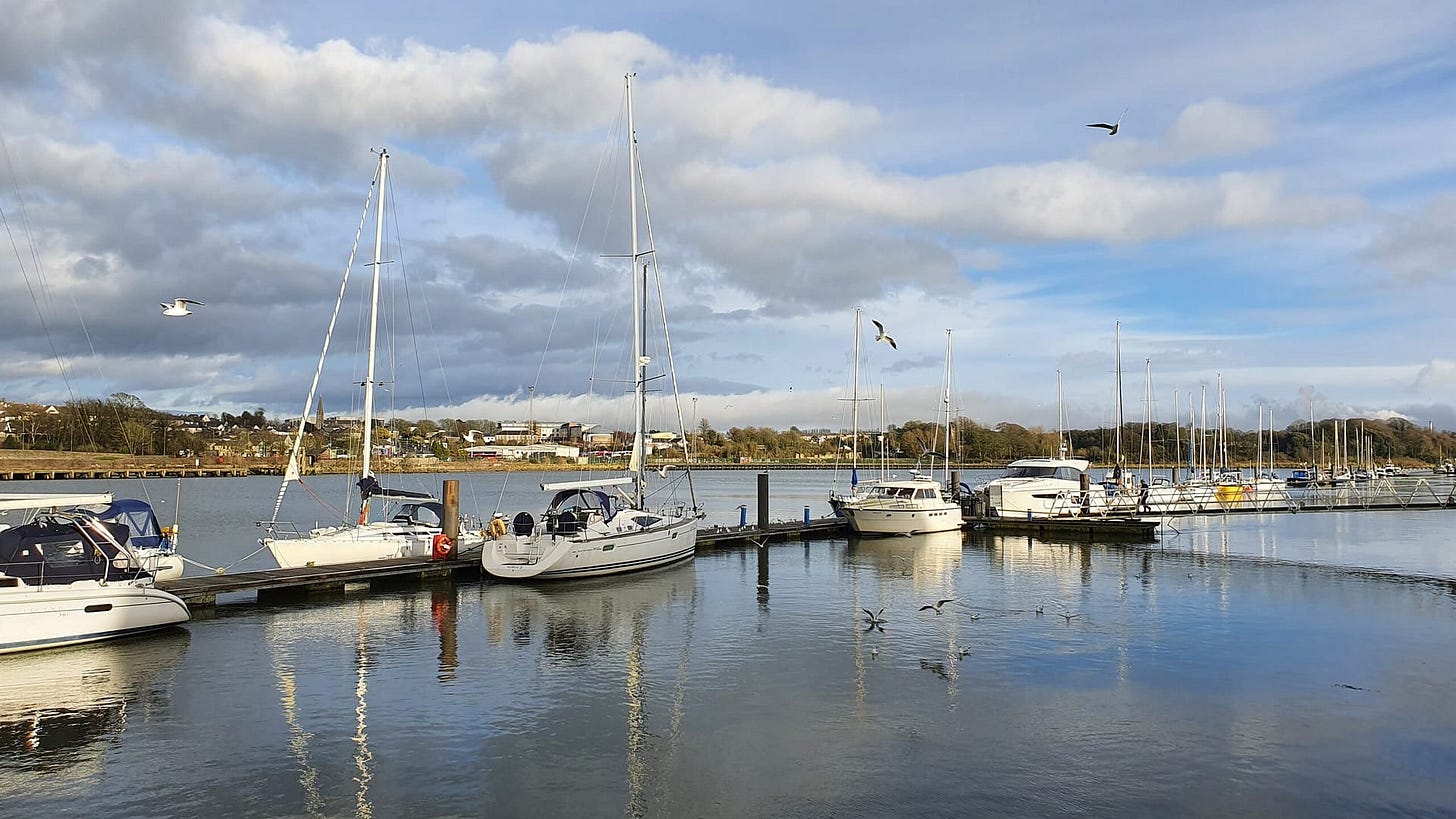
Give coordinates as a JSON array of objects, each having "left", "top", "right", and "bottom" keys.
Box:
[
  {"left": 862, "top": 607, "right": 887, "bottom": 626},
  {"left": 870, "top": 646, "right": 879, "bottom": 659},
  {"left": 1086, "top": 107, "right": 1127, "bottom": 136},
  {"left": 871, "top": 320, "right": 897, "bottom": 350},
  {"left": 1034, "top": 605, "right": 1045, "bottom": 615},
  {"left": 161, "top": 298, "right": 204, "bottom": 317},
  {"left": 1059, "top": 611, "right": 1081, "bottom": 621},
  {"left": 918, "top": 598, "right": 955, "bottom": 614}
]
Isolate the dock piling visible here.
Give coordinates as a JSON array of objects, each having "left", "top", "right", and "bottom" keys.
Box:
[
  {"left": 757, "top": 473, "right": 769, "bottom": 529},
  {"left": 442, "top": 479, "right": 460, "bottom": 559}
]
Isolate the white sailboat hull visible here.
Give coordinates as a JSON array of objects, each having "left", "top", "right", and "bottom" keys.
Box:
[
  {"left": 265, "top": 523, "right": 484, "bottom": 569},
  {"left": 482, "top": 516, "right": 697, "bottom": 580},
  {"left": 0, "top": 581, "right": 189, "bottom": 655}
]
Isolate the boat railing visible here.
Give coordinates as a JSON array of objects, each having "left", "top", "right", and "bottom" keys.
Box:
[{"left": 254, "top": 520, "right": 311, "bottom": 540}]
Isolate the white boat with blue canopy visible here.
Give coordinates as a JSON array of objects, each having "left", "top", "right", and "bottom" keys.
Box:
[{"left": 0, "top": 495, "right": 189, "bottom": 654}]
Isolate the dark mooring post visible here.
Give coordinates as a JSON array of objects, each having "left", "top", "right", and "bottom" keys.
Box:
[
  {"left": 950, "top": 469, "right": 961, "bottom": 498},
  {"left": 757, "top": 472, "right": 770, "bottom": 530},
  {"left": 442, "top": 479, "right": 460, "bottom": 559}
]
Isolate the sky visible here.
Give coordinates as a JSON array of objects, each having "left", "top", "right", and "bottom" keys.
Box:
[{"left": 2, "top": 0, "right": 1456, "bottom": 439}]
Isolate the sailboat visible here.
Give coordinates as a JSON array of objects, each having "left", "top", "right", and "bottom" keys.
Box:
[
  {"left": 839, "top": 330, "right": 962, "bottom": 536},
  {"left": 828, "top": 308, "right": 877, "bottom": 513},
  {"left": 259, "top": 149, "right": 483, "bottom": 569},
  {"left": 481, "top": 74, "right": 701, "bottom": 581}
]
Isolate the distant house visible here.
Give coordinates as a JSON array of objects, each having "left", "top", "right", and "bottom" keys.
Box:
[
  {"left": 464, "top": 443, "right": 580, "bottom": 461},
  {"left": 496, "top": 421, "right": 598, "bottom": 445}
]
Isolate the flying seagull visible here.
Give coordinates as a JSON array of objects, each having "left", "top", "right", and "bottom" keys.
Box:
[
  {"left": 871, "top": 320, "right": 897, "bottom": 350},
  {"left": 919, "top": 598, "right": 955, "bottom": 614},
  {"left": 161, "top": 298, "right": 204, "bottom": 317},
  {"left": 1087, "top": 107, "right": 1127, "bottom": 135}
]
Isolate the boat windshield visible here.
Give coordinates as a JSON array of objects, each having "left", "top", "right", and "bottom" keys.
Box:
[
  {"left": 870, "top": 486, "right": 915, "bottom": 498},
  {"left": 1001, "top": 465, "right": 1083, "bottom": 480},
  {"left": 546, "top": 489, "right": 617, "bottom": 521}
]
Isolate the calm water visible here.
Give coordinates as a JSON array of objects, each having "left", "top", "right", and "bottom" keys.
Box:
[{"left": 1, "top": 470, "right": 1454, "bottom": 816}]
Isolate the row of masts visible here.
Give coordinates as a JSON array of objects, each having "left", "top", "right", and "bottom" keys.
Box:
[{"left": 1077, "top": 323, "right": 1400, "bottom": 483}]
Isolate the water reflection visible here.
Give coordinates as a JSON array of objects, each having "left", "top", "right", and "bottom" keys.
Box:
[
  {"left": 977, "top": 531, "right": 1096, "bottom": 586},
  {"left": 845, "top": 530, "right": 964, "bottom": 581},
  {"left": 480, "top": 565, "right": 697, "bottom": 817},
  {"left": 0, "top": 631, "right": 190, "bottom": 783},
  {"left": 266, "top": 595, "right": 430, "bottom": 819}
]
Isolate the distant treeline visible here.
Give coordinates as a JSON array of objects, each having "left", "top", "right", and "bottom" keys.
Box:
[
  {"left": 698, "top": 416, "right": 1456, "bottom": 466},
  {"left": 6, "top": 393, "right": 1455, "bottom": 467}
]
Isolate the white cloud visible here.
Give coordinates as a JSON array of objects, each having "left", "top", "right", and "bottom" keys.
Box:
[
  {"left": 1363, "top": 194, "right": 1456, "bottom": 283},
  {"left": 0, "top": 3, "right": 1453, "bottom": 435}
]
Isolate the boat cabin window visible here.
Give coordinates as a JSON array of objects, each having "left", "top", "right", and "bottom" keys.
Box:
[
  {"left": 1001, "top": 465, "right": 1084, "bottom": 480},
  {"left": 0, "top": 518, "right": 131, "bottom": 584},
  {"left": 915, "top": 488, "right": 937, "bottom": 499},
  {"left": 392, "top": 502, "right": 444, "bottom": 527}
]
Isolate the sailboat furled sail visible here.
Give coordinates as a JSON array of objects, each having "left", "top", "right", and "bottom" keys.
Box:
[
  {"left": 481, "top": 74, "right": 701, "bottom": 581},
  {"left": 260, "top": 149, "right": 483, "bottom": 569}
]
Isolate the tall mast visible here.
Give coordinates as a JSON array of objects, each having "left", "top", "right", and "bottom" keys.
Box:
[
  {"left": 851, "top": 307, "right": 862, "bottom": 482},
  {"left": 1114, "top": 321, "right": 1124, "bottom": 480},
  {"left": 1257, "top": 405, "right": 1263, "bottom": 478},
  {"left": 878, "top": 383, "right": 887, "bottom": 480},
  {"left": 626, "top": 73, "right": 647, "bottom": 509},
  {"left": 359, "top": 148, "right": 388, "bottom": 520},
  {"left": 1172, "top": 388, "right": 1180, "bottom": 483},
  {"left": 942, "top": 329, "right": 953, "bottom": 483},
  {"left": 1199, "top": 386, "right": 1207, "bottom": 477},
  {"left": 1216, "top": 373, "right": 1225, "bottom": 472},
  {"left": 1057, "top": 369, "right": 1066, "bottom": 457},
  {"left": 1144, "top": 358, "right": 1152, "bottom": 483}
]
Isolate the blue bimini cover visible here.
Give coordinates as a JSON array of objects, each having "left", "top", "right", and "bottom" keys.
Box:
[{"left": 96, "top": 499, "right": 169, "bottom": 551}]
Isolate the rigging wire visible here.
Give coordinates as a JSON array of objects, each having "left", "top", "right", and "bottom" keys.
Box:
[{"left": 0, "top": 129, "right": 157, "bottom": 500}]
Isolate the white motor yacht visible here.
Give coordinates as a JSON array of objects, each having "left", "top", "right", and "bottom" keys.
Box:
[
  {"left": 980, "top": 456, "right": 1095, "bottom": 518},
  {"left": 839, "top": 473, "right": 962, "bottom": 536}
]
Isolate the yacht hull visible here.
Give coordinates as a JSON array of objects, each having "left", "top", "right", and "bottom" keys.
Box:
[
  {"left": 266, "top": 524, "right": 484, "bottom": 569},
  {"left": 0, "top": 582, "right": 189, "bottom": 655},
  {"left": 841, "top": 503, "right": 961, "bottom": 535},
  {"left": 482, "top": 517, "right": 698, "bottom": 580}
]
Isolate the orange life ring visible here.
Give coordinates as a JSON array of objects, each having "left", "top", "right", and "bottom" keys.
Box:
[{"left": 431, "top": 533, "right": 452, "bottom": 560}]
